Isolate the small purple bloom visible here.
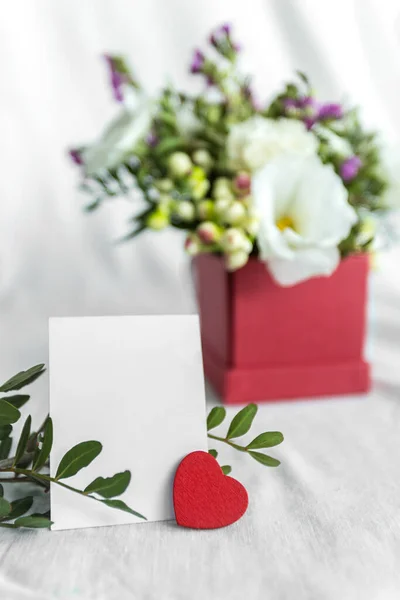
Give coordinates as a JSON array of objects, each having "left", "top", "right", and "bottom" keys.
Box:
[
  {"left": 69, "top": 148, "right": 83, "bottom": 166},
  {"left": 104, "top": 54, "right": 126, "bottom": 103},
  {"left": 340, "top": 156, "right": 362, "bottom": 182},
  {"left": 318, "top": 102, "right": 343, "bottom": 120},
  {"left": 146, "top": 131, "right": 159, "bottom": 148},
  {"left": 221, "top": 23, "right": 232, "bottom": 35},
  {"left": 304, "top": 116, "right": 316, "bottom": 130},
  {"left": 190, "top": 49, "right": 205, "bottom": 74}
]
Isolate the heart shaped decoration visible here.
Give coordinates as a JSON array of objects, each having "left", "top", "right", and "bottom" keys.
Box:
[{"left": 173, "top": 450, "right": 249, "bottom": 529}]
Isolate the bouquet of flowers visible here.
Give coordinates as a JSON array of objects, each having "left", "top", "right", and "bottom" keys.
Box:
[{"left": 70, "top": 24, "right": 399, "bottom": 286}]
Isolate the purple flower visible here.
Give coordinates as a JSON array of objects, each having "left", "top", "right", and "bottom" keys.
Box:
[
  {"left": 340, "top": 156, "right": 362, "bottom": 182},
  {"left": 69, "top": 148, "right": 83, "bottom": 166},
  {"left": 146, "top": 131, "right": 159, "bottom": 148},
  {"left": 318, "top": 102, "right": 343, "bottom": 120},
  {"left": 283, "top": 98, "right": 299, "bottom": 110},
  {"left": 304, "top": 116, "right": 317, "bottom": 130},
  {"left": 221, "top": 23, "right": 232, "bottom": 35},
  {"left": 190, "top": 49, "right": 205, "bottom": 74},
  {"left": 103, "top": 54, "right": 130, "bottom": 103}
]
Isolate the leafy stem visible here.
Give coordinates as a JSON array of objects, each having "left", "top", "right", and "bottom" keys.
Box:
[
  {"left": 207, "top": 434, "right": 247, "bottom": 453},
  {"left": 207, "top": 404, "right": 284, "bottom": 471},
  {"left": 0, "top": 364, "right": 147, "bottom": 528}
]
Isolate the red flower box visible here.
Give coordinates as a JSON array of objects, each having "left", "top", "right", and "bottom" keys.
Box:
[{"left": 194, "top": 253, "right": 370, "bottom": 404}]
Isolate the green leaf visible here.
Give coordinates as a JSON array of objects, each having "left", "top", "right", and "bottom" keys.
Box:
[
  {"left": 5, "top": 496, "right": 34, "bottom": 521},
  {"left": 0, "top": 400, "right": 21, "bottom": 426},
  {"left": 0, "top": 437, "right": 12, "bottom": 460},
  {"left": 0, "top": 425, "right": 12, "bottom": 441},
  {"left": 207, "top": 407, "right": 226, "bottom": 431},
  {"left": 0, "top": 364, "right": 45, "bottom": 393},
  {"left": 208, "top": 449, "right": 218, "bottom": 459},
  {"left": 0, "top": 497, "right": 11, "bottom": 518},
  {"left": 14, "top": 516, "right": 53, "bottom": 529},
  {"left": 0, "top": 484, "right": 3, "bottom": 497},
  {"left": 84, "top": 470, "right": 131, "bottom": 498},
  {"left": 249, "top": 451, "right": 281, "bottom": 467},
  {"left": 101, "top": 499, "right": 146, "bottom": 520},
  {"left": 226, "top": 404, "right": 258, "bottom": 439},
  {"left": 13, "top": 416, "right": 31, "bottom": 466},
  {"left": 2, "top": 395, "right": 30, "bottom": 410},
  {"left": 221, "top": 465, "right": 232, "bottom": 475},
  {"left": 246, "top": 432, "right": 284, "bottom": 450},
  {"left": 154, "top": 137, "right": 183, "bottom": 156},
  {"left": 55, "top": 440, "right": 102, "bottom": 480},
  {"left": 33, "top": 418, "right": 53, "bottom": 471}
]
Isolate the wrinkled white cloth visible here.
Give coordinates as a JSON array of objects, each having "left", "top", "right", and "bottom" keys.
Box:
[{"left": 1, "top": 0, "right": 400, "bottom": 598}]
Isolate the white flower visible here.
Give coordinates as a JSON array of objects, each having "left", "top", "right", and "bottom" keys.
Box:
[
  {"left": 83, "top": 96, "right": 153, "bottom": 176},
  {"left": 227, "top": 116, "right": 318, "bottom": 172},
  {"left": 252, "top": 154, "right": 358, "bottom": 286},
  {"left": 380, "top": 147, "right": 400, "bottom": 210}
]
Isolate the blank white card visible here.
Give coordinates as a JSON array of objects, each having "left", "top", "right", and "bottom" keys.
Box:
[{"left": 49, "top": 315, "right": 208, "bottom": 531}]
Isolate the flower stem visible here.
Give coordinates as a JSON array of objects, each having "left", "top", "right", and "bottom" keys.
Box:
[{"left": 207, "top": 433, "right": 247, "bottom": 453}]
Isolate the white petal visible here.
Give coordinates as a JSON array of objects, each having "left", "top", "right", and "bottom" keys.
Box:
[
  {"left": 267, "top": 247, "right": 340, "bottom": 287},
  {"left": 292, "top": 157, "right": 357, "bottom": 244},
  {"left": 84, "top": 99, "right": 153, "bottom": 176}
]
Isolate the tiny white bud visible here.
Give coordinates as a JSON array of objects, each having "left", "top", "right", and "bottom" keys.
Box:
[
  {"left": 146, "top": 210, "right": 169, "bottom": 231},
  {"left": 220, "top": 228, "right": 253, "bottom": 253},
  {"left": 197, "top": 222, "right": 222, "bottom": 244},
  {"left": 223, "top": 201, "right": 247, "bottom": 225},
  {"left": 213, "top": 177, "right": 234, "bottom": 201},
  {"left": 244, "top": 215, "right": 260, "bottom": 236},
  {"left": 225, "top": 250, "right": 249, "bottom": 271},
  {"left": 185, "top": 234, "right": 201, "bottom": 256},
  {"left": 197, "top": 200, "right": 214, "bottom": 220},
  {"left": 192, "top": 149, "right": 213, "bottom": 170},
  {"left": 214, "top": 197, "right": 232, "bottom": 216},
  {"left": 175, "top": 201, "right": 196, "bottom": 221},
  {"left": 168, "top": 152, "right": 193, "bottom": 178},
  {"left": 156, "top": 178, "right": 174, "bottom": 192}
]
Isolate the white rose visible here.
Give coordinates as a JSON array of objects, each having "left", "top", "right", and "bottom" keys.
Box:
[
  {"left": 83, "top": 95, "right": 153, "bottom": 176},
  {"left": 227, "top": 116, "right": 318, "bottom": 172},
  {"left": 252, "top": 154, "right": 358, "bottom": 286}
]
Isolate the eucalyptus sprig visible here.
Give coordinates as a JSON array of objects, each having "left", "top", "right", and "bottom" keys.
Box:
[
  {"left": 0, "top": 365, "right": 146, "bottom": 529},
  {"left": 207, "top": 404, "right": 284, "bottom": 474}
]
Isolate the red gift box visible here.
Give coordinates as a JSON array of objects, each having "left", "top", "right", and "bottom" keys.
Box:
[{"left": 194, "top": 253, "right": 370, "bottom": 404}]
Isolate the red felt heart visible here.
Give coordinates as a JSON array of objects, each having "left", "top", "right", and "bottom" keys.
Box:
[{"left": 173, "top": 450, "right": 249, "bottom": 529}]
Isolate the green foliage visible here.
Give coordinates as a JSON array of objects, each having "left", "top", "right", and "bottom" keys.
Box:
[
  {"left": 13, "top": 416, "right": 32, "bottom": 466},
  {"left": 226, "top": 404, "right": 258, "bottom": 439},
  {"left": 221, "top": 465, "right": 232, "bottom": 475},
  {"left": 246, "top": 432, "right": 284, "bottom": 450},
  {"left": 100, "top": 499, "right": 146, "bottom": 520},
  {"left": 84, "top": 471, "right": 131, "bottom": 498},
  {"left": 0, "top": 364, "right": 146, "bottom": 529},
  {"left": 55, "top": 441, "right": 102, "bottom": 480},
  {"left": 14, "top": 516, "right": 53, "bottom": 529},
  {"left": 0, "top": 400, "right": 21, "bottom": 426},
  {"left": 249, "top": 452, "right": 281, "bottom": 467},
  {"left": 207, "top": 404, "right": 284, "bottom": 474},
  {"left": 0, "top": 364, "right": 45, "bottom": 392},
  {"left": 33, "top": 417, "right": 53, "bottom": 471},
  {"left": 207, "top": 407, "right": 226, "bottom": 431}
]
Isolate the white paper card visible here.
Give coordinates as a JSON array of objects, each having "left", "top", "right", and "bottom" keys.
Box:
[{"left": 49, "top": 315, "right": 207, "bottom": 531}]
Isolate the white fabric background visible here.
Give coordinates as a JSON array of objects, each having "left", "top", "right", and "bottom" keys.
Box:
[{"left": 1, "top": 0, "right": 400, "bottom": 598}]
